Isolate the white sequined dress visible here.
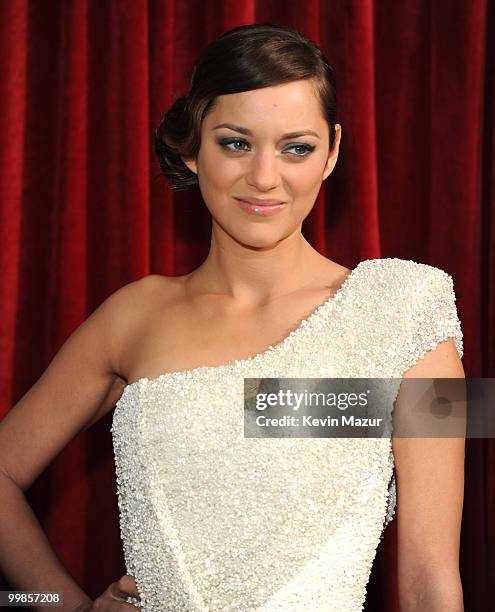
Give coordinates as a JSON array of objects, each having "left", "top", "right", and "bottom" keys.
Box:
[{"left": 111, "top": 258, "right": 464, "bottom": 611}]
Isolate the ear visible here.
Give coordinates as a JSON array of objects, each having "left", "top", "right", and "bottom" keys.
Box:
[
  {"left": 182, "top": 156, "right": 198, "bottom": 175},
  {"left": 322, "top": 124, "right": 342, "bottom": 181}
]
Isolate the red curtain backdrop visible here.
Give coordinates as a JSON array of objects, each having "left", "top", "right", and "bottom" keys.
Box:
[{"left": 0, "top": 1, "right": 493, "bottom": 610}]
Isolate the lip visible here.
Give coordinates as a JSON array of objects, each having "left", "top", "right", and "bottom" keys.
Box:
[
  {"left": 236, "top": 196, "right": 286, "bottom": 205},
  {"left": 234, "top": 197, "right": 287, "bottom": 217}
]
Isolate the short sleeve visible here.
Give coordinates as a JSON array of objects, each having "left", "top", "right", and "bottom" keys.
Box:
[
  {"left": 378, "top": 263, "right": 463, "bottom": 537},
  {"left": 402, "top": 265, "right": 464, "bottom": 373}
]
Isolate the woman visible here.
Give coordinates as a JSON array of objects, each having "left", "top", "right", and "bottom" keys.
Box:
[{"left": 0, "top": 23, "right": 465, "bottom": 612}]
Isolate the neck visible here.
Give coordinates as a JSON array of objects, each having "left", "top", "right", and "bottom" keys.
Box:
[{"left": 189, "top": 222, "right": 326, "bottom": 306}]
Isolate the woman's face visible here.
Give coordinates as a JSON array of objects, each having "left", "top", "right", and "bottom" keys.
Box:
[{"left": 182, "top": 79, "right": 342, "bottom": 248}]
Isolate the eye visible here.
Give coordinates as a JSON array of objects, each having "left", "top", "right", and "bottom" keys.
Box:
[
  {"left": 218, "top": 138, "right": 250, "bottom": 153},
  {"left": 285, "top": 143, "right": 316, "bottom": 157},
  {"left": 217, "top": 138, "right": 316, "bottom": 158}
]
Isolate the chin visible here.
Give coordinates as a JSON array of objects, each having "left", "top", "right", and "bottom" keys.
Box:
[{"left": 232, "top": 227, "right": 292, "bottom": 249}]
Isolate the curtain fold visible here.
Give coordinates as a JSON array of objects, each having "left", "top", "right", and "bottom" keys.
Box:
[{"left": 0, "top": 1, "right": 492, "bottom": 609}]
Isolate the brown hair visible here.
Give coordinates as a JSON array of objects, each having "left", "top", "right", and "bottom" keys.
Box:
[{"left": 154, "top": 23, "right": 338, "bottom": 191}]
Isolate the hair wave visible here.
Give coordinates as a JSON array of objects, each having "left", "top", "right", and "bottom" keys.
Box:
[{"left": 154, "top": 23, "right": 338, "bottom": 191}]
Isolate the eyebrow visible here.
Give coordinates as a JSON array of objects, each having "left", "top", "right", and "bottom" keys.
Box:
[{"left": 212, "top": 123, "right": 321, "bottom": 139}]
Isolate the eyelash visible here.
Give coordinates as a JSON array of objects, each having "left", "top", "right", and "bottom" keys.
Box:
[{"left": 217, "top": 138, "right": 316, "bottom": 158}]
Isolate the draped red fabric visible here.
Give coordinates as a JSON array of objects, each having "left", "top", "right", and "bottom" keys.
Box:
[{"left": 0, "top": 1, "right": 493, "bottom": 610}]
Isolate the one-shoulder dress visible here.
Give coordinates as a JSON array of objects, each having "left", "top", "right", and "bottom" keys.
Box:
[{"left": 110, "top": 257, "right": 464, "bottom": 611}]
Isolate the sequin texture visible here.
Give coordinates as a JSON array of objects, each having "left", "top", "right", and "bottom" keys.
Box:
[{"left": 110, "top": 258, "right": 464, "bottom": 611}]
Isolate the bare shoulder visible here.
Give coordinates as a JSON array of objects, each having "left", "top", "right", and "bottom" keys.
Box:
[
  {"left": 110, "top": 273, "right": 185, "bottom": 320},
  {"left": 0, "top": 273, "right": 182, "bottom": 492},
  {"left": 113, "top": 273, "right": 184, "bottom": 305},
  {"left": 107, "top": 273, "right": 187, "bottom": 373},
  {"left": 87, "top": 275, "right": 153, "bottom": 377}
]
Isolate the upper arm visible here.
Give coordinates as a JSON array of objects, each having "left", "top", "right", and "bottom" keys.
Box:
[
  {"left": 393, "top": 337, "right": 465, "bottom": 592},
  {"left": 0, "top": 277, "right": 147, "bottom": 492}
]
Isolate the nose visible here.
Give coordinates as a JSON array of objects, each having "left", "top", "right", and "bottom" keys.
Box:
[{"left": 245, "top": 147, "right": 281, "bottom": 192}]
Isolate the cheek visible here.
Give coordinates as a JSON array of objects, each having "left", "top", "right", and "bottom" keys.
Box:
[
  {"left": 288, "top": 160, "right": 325, "bottom": 195},
  {"left": 304, "top": 150, "right": 329, "bottom": 181},
  {"left": 199, "top": 145, "right": 237, "bottom": 187},
  {"left": 196, "top": 148, "right": 236, "bottom": 217}
]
